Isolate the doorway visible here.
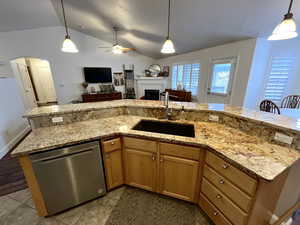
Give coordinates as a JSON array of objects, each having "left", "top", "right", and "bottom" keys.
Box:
[{"left": 11, "top": 57, "right": 57, "bottom": 110}]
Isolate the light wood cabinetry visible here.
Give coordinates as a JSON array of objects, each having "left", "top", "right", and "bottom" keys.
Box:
[
  {"left": 102, "top": 138, "right": 124, "bottom": 190},
  {"left": 159, "top": 155, "right": 199, "bottom": 202},
  {"left": 124, "top": 148, "right": 157, "bottom": 191},
  {"left": 205, "top": 152, "right": 257, "bottom": 196},
  {"left": 200, "top": 151, "right": 288, "bottom": 225},
  {"left": 201, "top": 178, "right": 248, "bottom": 225},
  {"left": 203, "top": 165, "right": 252, "bottom": 212},
  {"left": 123, "top": 137, "right": 203, "bottom": 201},
  {"left": 199, "top": 194, "right": 233, "bottom": 225}
]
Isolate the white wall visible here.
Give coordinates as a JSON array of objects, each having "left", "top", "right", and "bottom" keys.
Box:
[
  {"left": 0, "top": 26, "right": 154, "bottom": 158},
  {"left": 0, "top": 77, "right": 30, "bottom": 158},
  {"left": 243, "top": 38, "right": 271, "bottom": 109},
  {"left": 156, "top": 39, "right": 257, "bottom": 106},
  {"left": 0, "top": 26, "right": 154, "bottom": 104},
  {"left": 244, "top": 37, "right": 300, "bottom": 110}
]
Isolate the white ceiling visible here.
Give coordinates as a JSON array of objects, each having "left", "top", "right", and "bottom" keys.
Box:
[
  {"left": 1, "top": 0, "right": 300, "bottom": 58},
  {"left": 0, "top": 0, "right": 60, "bottom": 32}
]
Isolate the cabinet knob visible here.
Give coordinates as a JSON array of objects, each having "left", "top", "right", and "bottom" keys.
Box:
[
  {"left": 219, "top": 179, "right": 225, "bottom": 184},
  {"left": 216, "top": 194, "right": 222, "bottom": 199},
  {"left": 152, "top": 154, "right": 156, "bottom": 161},
  {"left": 160, "top": 158, "right": 163, "bottom": 162},
  {"left": 111, "top": 142, "right": 115, "bottom": 145},
  {"left": 222, "top": 164, "right": 229, "bottom": 169},
  {"left": 213, "top": 211, "right": 218, "bottom": 216}
]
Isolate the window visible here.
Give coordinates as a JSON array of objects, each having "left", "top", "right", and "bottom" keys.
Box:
[
  {"left": 172, "top": 63, "right": 200, "bottom": 95},
  {"left": 208, "top": 58, "right": 236, "bottom": 95},
  {"left": 264, "top": 56, "right": 295, "bottom": 104}
]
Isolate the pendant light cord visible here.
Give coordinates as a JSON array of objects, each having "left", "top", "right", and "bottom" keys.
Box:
[
  {"left": 288, "top": 0, "right": 294, "bottom": 14},
  {"left": 61, "top": 0, "right": 70, "bottom": 37},
  {"left": 167, "top": 0, "right": 171, "bottom": 39}
]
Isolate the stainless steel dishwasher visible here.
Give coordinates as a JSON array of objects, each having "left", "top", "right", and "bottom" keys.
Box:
[{"left": 30, "top": 141, "right": 106, "bottom": 215}]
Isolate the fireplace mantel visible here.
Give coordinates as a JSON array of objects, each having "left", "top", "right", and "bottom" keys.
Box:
[{"left": 135, "top": 77, "right": 169, "bottom": 98}]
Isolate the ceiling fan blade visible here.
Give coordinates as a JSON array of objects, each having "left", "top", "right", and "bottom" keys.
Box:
[{"left": 121, "top": 47, "right": 136, "bottom": 53}]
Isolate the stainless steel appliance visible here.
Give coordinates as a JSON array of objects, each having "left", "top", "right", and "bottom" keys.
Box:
[{"left": 30, "top": 141, "right": 106, "bottom": 215}]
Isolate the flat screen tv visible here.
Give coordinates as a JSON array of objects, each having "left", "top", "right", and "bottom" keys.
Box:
[{"left": 84, "top": 67, "right": 112, "bottom": 83}]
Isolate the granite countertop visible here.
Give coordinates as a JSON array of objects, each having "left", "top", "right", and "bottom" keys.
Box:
[
  {"left": 12, "top": 115, "right": 300, "bottom": 182},
  {"left": 24, "top": 100, "right": 300, "bottom": 133}
]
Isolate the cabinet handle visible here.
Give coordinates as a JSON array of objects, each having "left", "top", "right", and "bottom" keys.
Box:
[
  {"left": 216, "top": 194, "right": 222, "bottom": 199},
  {"left": 111, "top": 141, "right": 115, "bottom": 145},
  {"left": 152, "top": 154, "right": 156, "bottom": 161},
  {"left": 219, "top": 179, "right": 225, "bottom": 184},
  {"left": 222, "top": 164, "right": 229, "bottom": 169},
  {"left": 213, "top": 211, "right": 218, "bottom": 216},
  {"left": 160, "top": 158, "right": 163, "bottom": 162}
]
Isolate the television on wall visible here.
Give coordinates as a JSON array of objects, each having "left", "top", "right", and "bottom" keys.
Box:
[{"left": 83, "top": 67, "right": 112, "bottom": 83}]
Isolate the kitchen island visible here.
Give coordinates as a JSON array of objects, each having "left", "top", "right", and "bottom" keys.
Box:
[{"left": 11, "top": 100, "right": 300, "bottom": 225}]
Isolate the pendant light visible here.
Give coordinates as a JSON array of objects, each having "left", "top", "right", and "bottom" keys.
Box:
[
  {"left": 61, "top": 0, "right": 78, "bottom": 53},
  {"left": 161, "top": 0, "right": 175, "bottom": 54},
  {"left": 268, "top": 0, "right": 298, "bottom": 41}
]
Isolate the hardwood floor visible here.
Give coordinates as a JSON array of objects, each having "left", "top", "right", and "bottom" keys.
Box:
[{"left": 0, "top": 132, "right": 30, "bottom": 197}]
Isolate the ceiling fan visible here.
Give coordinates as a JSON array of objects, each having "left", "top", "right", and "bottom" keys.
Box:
[{"left": 99, "top": 27, "right": 135, "bottom": 54}]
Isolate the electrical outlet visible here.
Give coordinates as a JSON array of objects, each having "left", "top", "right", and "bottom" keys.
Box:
[
  {"left": 52, "top": 117, "right": 64, "bottom": 123},
  {"left": 209, "top": 115, "right": 219, "bottom": 122},
  {"left": 274, "top": 132, "right": 293, "bottom": 145}
]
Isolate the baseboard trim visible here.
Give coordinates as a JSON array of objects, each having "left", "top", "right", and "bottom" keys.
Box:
[{"left": 0, "top": 126, "right": 31, "bottom": 159}]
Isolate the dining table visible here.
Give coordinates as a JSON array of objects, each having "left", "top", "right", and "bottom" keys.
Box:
[{"left": 280, "top": 108, "right": 300, "bottom": 119}]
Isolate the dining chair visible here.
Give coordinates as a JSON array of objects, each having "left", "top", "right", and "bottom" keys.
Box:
[
  {"left": 260, "top": 100, "right": 281, "bottom": 114},
  {"left": 281, "top": 95, "right": 300, "bottom": 109}
]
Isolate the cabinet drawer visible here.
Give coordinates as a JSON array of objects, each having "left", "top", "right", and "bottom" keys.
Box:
[
  {"left": 205, "top": 152, "right": 257, "bottom": 196},
  {"left": 159, "top": 143, "right": 200, "bottom": 160},
  {"left": 203, "top": 165, "right": 252, "bottom": 212},
  {"left": 199, "top": 194, "right": 233, "bottom": 225},
  {"left": 201, "top": 178, "right": 248, "bottom": 225},
  {"left": 123, "top": 137, "right": 157, "bottom": 153},
  {"left": 102, "top": 138, "right": 121, "bottom": 153}
]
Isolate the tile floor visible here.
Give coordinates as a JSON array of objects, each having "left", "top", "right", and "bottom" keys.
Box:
[{"left": 0, "top": 186, "right": 212, "bottom": 225}]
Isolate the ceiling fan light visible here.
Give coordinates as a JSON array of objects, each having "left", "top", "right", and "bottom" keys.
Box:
[
  {"left": 268, "top": 14, "right": 298, "bottom": 40},
  {"left": 161, "top": 39, "right": 175, "bottom": 54},
  {"left": 112, "top": 44, "right": 123, "bottom": 54},
  {"left": 61, "top": 36, "right": 79, "bottom": 53}
]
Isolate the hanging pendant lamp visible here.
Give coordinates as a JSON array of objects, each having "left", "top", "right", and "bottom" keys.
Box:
[
  {"left": 161, "top": 0, "right": 175, "bottom": 54},
  {"left": 268, "top": 0, "right": 298, "bottom": 41},
  {"left": 61, "top": 0, "right": 78, "bottom": 53}
]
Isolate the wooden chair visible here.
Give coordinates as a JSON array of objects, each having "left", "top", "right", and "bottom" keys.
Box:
[
  {"left": 260, "top": 100, "right": 281, "bottom": 114},
  {"left": 281, "top": 95, "right": 300, "bottom": 109}
]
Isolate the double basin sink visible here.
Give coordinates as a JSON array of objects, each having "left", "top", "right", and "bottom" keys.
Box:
[{"left": 132, "top": 120, "right": 195, "bottom": 138}]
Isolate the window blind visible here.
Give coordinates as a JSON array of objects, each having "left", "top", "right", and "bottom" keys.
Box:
[
  {"left": 172, "top": 63, "right": 200, "bottom": 96},
  {"left": 264, "top": 57, "right": 295, "bottom": 104}
]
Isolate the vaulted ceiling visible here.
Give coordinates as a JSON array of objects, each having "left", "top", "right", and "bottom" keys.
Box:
[{"left": 1, "top": 0, "right": 300, "bottom": 58}]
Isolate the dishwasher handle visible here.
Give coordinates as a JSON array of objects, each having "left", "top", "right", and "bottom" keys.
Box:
[
  {"left": 32, "top": 148, "right": 94, "bottom": 163},
  {"left": 30, "top": 141, "right": 100, "bottom": 163}
]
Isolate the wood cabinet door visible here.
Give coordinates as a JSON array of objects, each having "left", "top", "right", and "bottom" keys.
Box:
[
  {"left": 124, "top": 148, "right": 157, "bottom": 192},
  {"left": 104, "top": 150, "right": 124, "bottom": 190},
  {"left": 159, "top": 155, "right": 199, "bottom": 202}
]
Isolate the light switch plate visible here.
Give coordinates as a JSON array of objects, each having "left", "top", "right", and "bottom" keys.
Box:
[
  {"left": 209, "top": 115, "right": 219, "bottom": 122},
  {"left": 274, "top": 132, "right": 293, "bottom": 145},
  {"left": 52, "top": 117, "right": 64, "bottom": 123}
]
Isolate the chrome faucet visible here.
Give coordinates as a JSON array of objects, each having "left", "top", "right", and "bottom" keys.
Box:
[{"left": 164, "top": 91, "right": 172, "bottom": 120}]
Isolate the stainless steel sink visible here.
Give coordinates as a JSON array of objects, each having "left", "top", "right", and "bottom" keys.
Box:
[{"left": 132, "top": 120, "right": 195, "bottom": 138}]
